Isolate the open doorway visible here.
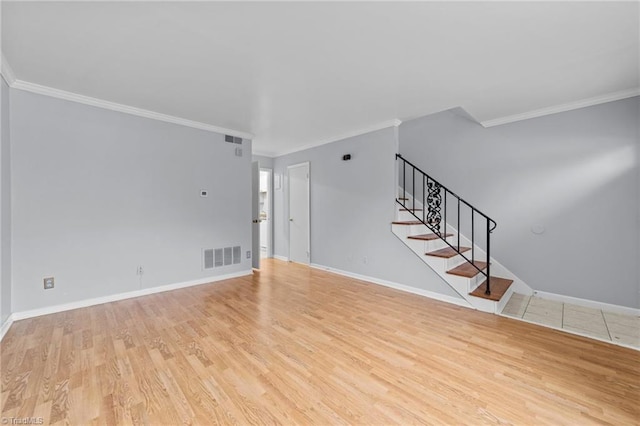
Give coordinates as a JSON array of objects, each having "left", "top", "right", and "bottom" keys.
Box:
[{"left": 259, "top": 168, "right": 272, "bottom": 259}]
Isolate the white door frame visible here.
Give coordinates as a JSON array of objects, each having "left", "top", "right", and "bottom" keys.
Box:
[
  {"left": 287, "top": 162, "right": 310, "bottom": 264},
  {"left": 251, "top": 161, "right": 260, "bottom": 269},
  {"left": 260, "top": 167, "right": 273, "bottom": 258}
]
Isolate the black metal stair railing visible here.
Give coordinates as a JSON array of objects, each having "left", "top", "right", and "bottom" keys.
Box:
[{"left": 395, "top": 154, "right": 497, "bottom": 294}]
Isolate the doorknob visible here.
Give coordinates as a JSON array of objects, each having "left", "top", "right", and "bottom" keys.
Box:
[
  {"left": 289, "top": 218, "right": 294, "bottom": 222},
  {"left": 252, "top": 219, "right": 259, "bottom": 223}
]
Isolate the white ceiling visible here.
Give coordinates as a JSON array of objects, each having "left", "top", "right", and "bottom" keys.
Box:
[{"left": 2, "top": 1, "right": 639, "bottom": 156}]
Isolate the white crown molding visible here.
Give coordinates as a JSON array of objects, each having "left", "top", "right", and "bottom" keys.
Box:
[
  {"left": 252, "top": 150, "right": 277, "bottom": 158},
  {"left": 8, "top": 270, "right": 253, "bottom": 325},
  {"left": 481, "top": 88, "right": 640, "bottom": 128},
  {"left": 1, "top": 54, "right": 17, "bottom": 86},
  {"left": 271, "top": 118, "right": 402, "bottom": 157},
  {"left": 9, "top": 79, "right": 254, "bottom": 139}
]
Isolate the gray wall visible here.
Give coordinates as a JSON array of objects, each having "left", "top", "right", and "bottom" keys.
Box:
[
  {"left": 400, "top": 97, "right": 640, "bottom": 308},
  {"left": 0, "top": 77, "right": 11, "bottom": 324},
  {"left": 252, "top": 154, "right": 274, "bottom": 169},
  {"left": 10, "top": 89, "right": 252, "bottom": 313},
  {"left": 273, "top": 127, "right": 461, "bottom": 299}
]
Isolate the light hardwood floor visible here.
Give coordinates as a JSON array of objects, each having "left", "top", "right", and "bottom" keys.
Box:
[{"left": 1, "top": 259, "right": 638, "bottom": 425}]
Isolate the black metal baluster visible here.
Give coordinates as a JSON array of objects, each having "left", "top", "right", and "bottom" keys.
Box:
[
  {"left": 457, "top": 198, "right": 460, "bottom": 250},
  {"left": 402, "top": 160, "right": 405, "bottom": 205},
  {"left": 444, "top": 190, "right": 447, "bottom": 238},
  {"left": 422, "top": 175, "right": 426, "bottom": 224},
  {"left": 471, "top": 210, "right": 475, "bottom": 263},
  {"left": 486, "top": 220, "right": 491, "bottom": 295},
  {"left": 412, "top": 167, "right": 415, "bottom": 213},
  {"left": 395, "top": 153, "right": 497, "bottom": 296}
]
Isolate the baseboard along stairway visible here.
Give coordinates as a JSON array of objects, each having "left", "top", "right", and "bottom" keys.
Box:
[{"left": 392, "top": 154, "right": 532, "bottom": 313}]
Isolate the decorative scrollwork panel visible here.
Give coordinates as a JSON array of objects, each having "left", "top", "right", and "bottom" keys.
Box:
[{"left": 426, "top": 181, "right": 442, "bottom": 233}]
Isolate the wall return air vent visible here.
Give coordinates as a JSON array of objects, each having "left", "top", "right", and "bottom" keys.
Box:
[
  {"left": 203, "top": 249, "right": 215, "bottom": 270},
  {"left": 203, "top": 246, "right": 242, "bottom": 270}
]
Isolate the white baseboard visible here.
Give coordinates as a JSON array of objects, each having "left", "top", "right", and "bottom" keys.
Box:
[
  {"left": 309, "top": 263, "right": 472, "bottom": 309},
  {"left": 273, "top": 255, "right": 289, "bottom": 262},
  {"left": 9, "top": 270, "right": 253, "bottom": 323},
  {"left": 0, "top": 314, "right": 15, "bottom": 341},
  {"left": 534, "top": 290, "right": 640, "bottom": 316}
]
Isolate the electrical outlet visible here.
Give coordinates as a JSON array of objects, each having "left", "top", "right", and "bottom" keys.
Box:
[
  {"left": 363, "top": 256, "right": 368, "bottom": 264},
  {"left": 246, "top": 251, "right": 251, "bottom": 259},
  {"left": 136, "top": 266, "right": 144, "bottom": 275},
  {"left": 44, "top": 277, "right": 54, "bottom": 289}
]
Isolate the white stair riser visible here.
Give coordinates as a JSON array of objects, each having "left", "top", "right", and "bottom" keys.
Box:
[
  {"left": 423, "top": 239, "right": 450, "bottom": 252},
  {"left": 467, "top": 273, "right": 486, "bottom": 292},
  {"left": 421, "top": 236, "right": 458, "bottom": 252},
  {"left": 396, "top": 210, "right": 431, "bottom": 222},
  {"left": 394, "top": 189, "right": 533, "bottom": 313},
  {"left": 391, "top": 224, "right": 429, "bottom": 238},
  {"left": 444, "top": 253, "right": 470, "bottom": 270},
  {"left": 396, "top": 209, "right": 487, "bottom": 261},
  {"left": 470, "top": 297, "right": 497, "bottom": 313},
  {"left": 393, "top": 230, "right": 496, "bottom": 313},
  {"left": 394, "top": 224, "right": 482, "bottom": 269},
  {"left": 393, "top": 226, "right": 475, "bottom": 304},
  {"left": 403, "top": 237, "right": 428, "bottom": 254},
  {"left": 396, "top": 229, "right": 458, "bottom": 254},
  {"left": 431, "top": 250, "right": 481, "bottom": 270},
  {"left": 496, "top": 281, "right": 517, "bottom": 313},
  {"left": 393, "top": 228, "right": 496, "bottom": 313}
]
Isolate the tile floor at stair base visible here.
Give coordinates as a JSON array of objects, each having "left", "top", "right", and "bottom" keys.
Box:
[{"left": 501, "top": 294, "right": 640, "bottom": 350}]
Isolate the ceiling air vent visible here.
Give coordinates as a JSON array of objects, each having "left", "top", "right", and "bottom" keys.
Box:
[{"left": 225, "top": 135, "right": 243, "bottom": 144}]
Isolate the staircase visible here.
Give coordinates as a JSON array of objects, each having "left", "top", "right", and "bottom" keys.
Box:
[{"left": 392, "top": 154, "right": 532, "bottom": 313}]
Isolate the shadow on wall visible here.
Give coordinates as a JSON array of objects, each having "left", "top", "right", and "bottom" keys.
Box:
[
  {"left": 486, "top": 144, "right": 636, "bottom": 223},
  {"left": 492, "top": 144, "right": 637, "bottom": 300}
]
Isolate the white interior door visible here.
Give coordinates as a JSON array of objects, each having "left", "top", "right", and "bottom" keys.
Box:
[
  {"left": 288, "top": 162, "right": 310, "bottom": 264},
  {"left": 251, "top": 161, "right": 260, "bottom": 269}
]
